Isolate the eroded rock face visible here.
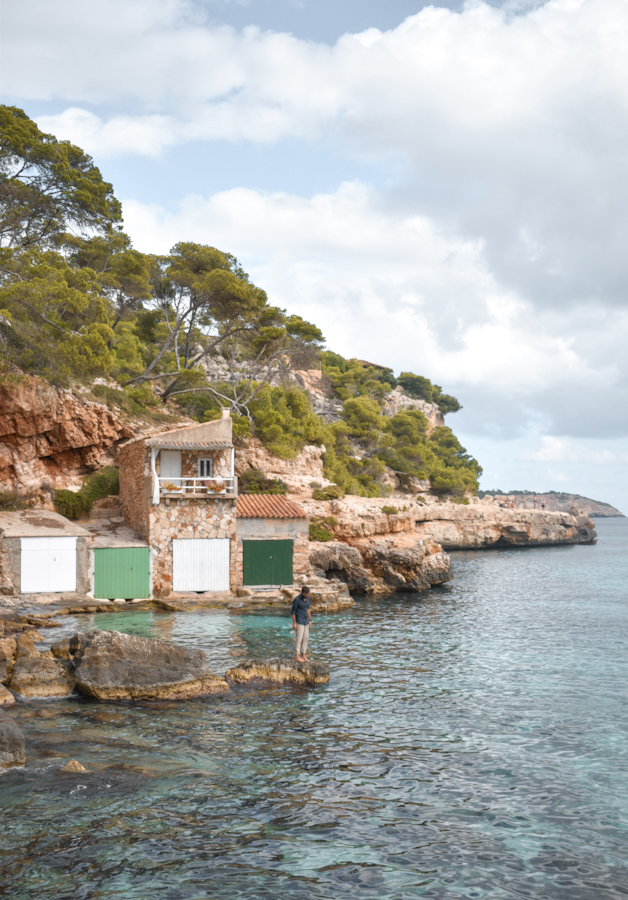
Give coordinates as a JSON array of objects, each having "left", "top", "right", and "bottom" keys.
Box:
[
  {"left": 0, "top": 378, "right": 135, "bottom": 491},
  {"left": 9, "top": 657, "right": 75, "bottom": 699},
  {"left": 226, "top": 658, "right": 330, "bottom": 685},
  {"left": 309, "top": 543, "right": 371, "bottom": 592},
  {"left": 0, "top": 708, "right": 25, "bottom": 769},
  {"left": 70, "top": 630, "right": 229, "bottom": 700},
  {"left": 309, "top": 539, "right": 451, "bottom": 594}
]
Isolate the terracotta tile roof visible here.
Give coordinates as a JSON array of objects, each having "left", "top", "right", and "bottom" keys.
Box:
[{"left": 236, "top": 494, "right": 307, "bottom": 519}]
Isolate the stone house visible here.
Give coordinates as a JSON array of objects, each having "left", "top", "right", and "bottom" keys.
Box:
[
  {"left": 235, "top": 494, "right": 309, "bottom": 587},
  {"left": 119, "top": 410, "right": 238, "bottom": 596},
  {"left": 0, "top": 510, "right": 90, "bottom": 595}
]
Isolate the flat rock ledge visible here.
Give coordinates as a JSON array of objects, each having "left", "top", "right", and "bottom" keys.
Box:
[
  {"left": 70, "top": 631, "right": 229, "bottom": 701},
  {"left": 226, "top": 658, "right": 330, "bottom": 686}
]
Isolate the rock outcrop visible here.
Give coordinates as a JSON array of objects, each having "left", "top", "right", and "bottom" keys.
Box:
[
  {"left": 69, "top": 630, "right": 229, "bottom": 700},
  {"left": 381, "top": 386, "right": 444, "bottom": 434},
  {"left": 309, "top": 538, "right": 452, "bottom": 594},
  {"left": 309, "top": 543, "right": 371, "bottom": 592},
  {"left": 235, "top": 437, "right": 335, "bottom": 501},
  {"left": 0, "top": 378, "right": 134, "bottom": 491},
  {"left": 0, "top": 708, "right": 25, "bottom": 769},
  {"left": 226, "top": 658, "right": 330, "bottom": 685}
]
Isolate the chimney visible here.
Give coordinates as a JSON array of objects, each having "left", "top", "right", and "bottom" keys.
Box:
[{"left": 221, "top": 407, "right": 231, "bottom": 419}]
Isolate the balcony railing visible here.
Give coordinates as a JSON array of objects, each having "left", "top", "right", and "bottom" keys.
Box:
[{"left": 157, "top": 476, "right": 238, "bottom": 499}]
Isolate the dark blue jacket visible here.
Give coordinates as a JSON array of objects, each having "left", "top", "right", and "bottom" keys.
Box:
[{"left": 291, "top": 593, "right": 310, "bottom": 625}]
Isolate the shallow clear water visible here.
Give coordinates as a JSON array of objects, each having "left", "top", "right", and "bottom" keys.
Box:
[{"left": 1, "top": 519, "right": 627, "bottom": 899}]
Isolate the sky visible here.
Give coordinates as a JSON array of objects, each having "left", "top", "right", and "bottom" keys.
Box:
[{"left": 3, "top": 0, "right": 628, "bottom": 512}]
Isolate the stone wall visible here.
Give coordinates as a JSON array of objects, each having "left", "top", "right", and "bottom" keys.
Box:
[
  {"left": 149, "top": 497, "right": 237, "bottom": 596},
  {"left": 119, "top": 439, "right": 150, "bottom": 541},
  {"left": 234, "top": 518, "right": 310, "bottom": 585},
  {"left": 178, "top": 450, "right": 231, "bottom": 480}
]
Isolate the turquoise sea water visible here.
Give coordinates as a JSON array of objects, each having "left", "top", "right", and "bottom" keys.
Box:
[{"left": 1, "top": 518, "right": 627, "bottom": 899}]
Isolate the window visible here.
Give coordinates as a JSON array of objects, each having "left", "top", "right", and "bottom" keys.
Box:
[{"left": 198, "top": 457, "right": 213, "bottom": 478}]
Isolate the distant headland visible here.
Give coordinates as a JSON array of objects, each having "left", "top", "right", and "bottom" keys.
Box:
[{"left": 478, "top": 490, "right": 624, "bottom": 518}]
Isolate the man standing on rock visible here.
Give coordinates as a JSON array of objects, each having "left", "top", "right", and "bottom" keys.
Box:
[{"left": 291, "top": 586, "right": 312, "bottom": 662}]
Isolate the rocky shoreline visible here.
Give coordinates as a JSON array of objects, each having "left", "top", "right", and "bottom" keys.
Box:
[{"left": 0, "top": 625, "right": 330, "bottom": 771}]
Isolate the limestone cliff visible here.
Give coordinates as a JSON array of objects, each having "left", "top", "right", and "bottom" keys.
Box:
[
  {"left": 301, "top": 495, "right": 596, "bottom": 549},
  {"left": 0, "top": 378, "right": 135, "bottom": 491}
]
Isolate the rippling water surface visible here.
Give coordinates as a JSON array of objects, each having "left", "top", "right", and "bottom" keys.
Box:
[{"left": 1, "top": 519, "right": 627, "bottom": 899}]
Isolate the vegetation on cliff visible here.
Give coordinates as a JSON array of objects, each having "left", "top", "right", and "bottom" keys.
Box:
[{"left": 0, "top": 106, "right": 480, "bottom": 501}]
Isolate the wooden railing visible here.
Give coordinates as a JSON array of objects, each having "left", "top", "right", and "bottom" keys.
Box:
[{"left": 158, "top": 476, "right": 237, "bottom": 498}]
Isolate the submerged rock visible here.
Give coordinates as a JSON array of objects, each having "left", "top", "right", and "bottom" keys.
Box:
[
  {"left": 9, "top": 657, "right": 75, "bottom": 699},
  {"left": 0, "top": 708, "right": 25, "bottom": 769},
  {"left": 70, "top": 630, "right": 229, "bottom": 700},
  {"left": 61, "top": 759, "right": 89, "bottom": 773},
  {"left": 226, "top": 657, "right": 330, "bottom": 685}
]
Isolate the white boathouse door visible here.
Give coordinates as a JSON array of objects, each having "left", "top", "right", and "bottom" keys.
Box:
[
  {"left": 21, "top": 537, "right": 77, "bottom": 593},
  {"left": 172, "top": 539, "right": 230, "bottom": 592}
]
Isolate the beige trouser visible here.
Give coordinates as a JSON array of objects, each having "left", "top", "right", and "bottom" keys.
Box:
[{"left": 295, "top": 623, "right": 309, "bottom": 656}]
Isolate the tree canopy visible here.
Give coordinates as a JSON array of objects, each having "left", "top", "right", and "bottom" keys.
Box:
[
  {"left": 0, "top": 106, "right": 121, "bottom": 249},
  {"left": 0, "top": 106, "right": 479, "bottom": 500}
]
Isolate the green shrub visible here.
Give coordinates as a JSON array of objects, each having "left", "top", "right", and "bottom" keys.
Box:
[
  {"left": 397, "top": 372, "right": 461, "bottom": 414},
  {"left": 54, "top": 466, "right": 120, "bottom": 519},
  {"left": 126, "top": 383, "right": 159, "bottom": 407},
  {"left": 239, "top": 469, "right": 287, "bottom": 495},
  {"left": 54, "top": 489, "right": 89, "bottom": 519},
  {"left": 312, "top": 484, "right": 344, "bottom": 501},
  {"left": 382, "top": 505, "right": 398, "bottom": 515},
  {"left": 309, "top": 521, "right": 334, "bottom": 541},
  {"left": 0, "top": 490, "right": 34, "bottom": 512},
  {"left": 81, "top": 467, "right": 120, "bottom": 505}
]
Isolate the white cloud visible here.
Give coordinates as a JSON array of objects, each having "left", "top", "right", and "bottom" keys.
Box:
[
  {"left": 6, "top": 0, "right": 628, "bottom": 450},
  {"left": 523, "top": 436, "right": 628, "bottom": 464},
  {"left": 122, "top": 181, "right": 626, "bottom": 417},
  {"left": 19, "top": 0, "right": 628, "bottom": 307}
]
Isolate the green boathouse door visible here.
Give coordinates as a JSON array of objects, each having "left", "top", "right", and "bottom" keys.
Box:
[
  {"left": 94, "top": 548, "right": 151, "bottom": 600},
  {"left": 242, "top": 540, "right": 293, "bottom": 586}
]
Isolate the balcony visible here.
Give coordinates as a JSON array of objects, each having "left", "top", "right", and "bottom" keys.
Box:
[{"left": 157, "top": 476, "right": 238, "bottom": 500}]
